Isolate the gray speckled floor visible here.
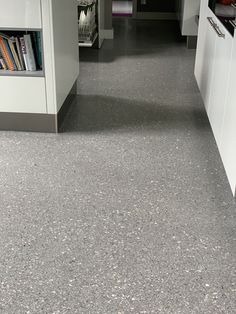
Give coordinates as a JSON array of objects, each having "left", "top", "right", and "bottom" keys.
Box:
[{"left": 0, "top": 19, "right": 236, "bottom": 313}]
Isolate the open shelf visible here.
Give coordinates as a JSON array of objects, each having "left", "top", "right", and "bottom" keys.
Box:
[{"left": 0, "top": 29, "right": 43, "bottom": 74}]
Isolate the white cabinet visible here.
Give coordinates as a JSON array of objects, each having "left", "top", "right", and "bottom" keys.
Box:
[
  {"left": 0, "top": 0, "right": 79, "bottom": 132},
  {"left": 48, "top": 0, "right": 79, "bottom": 113},
  {"left": 220, "top": 39, "right": 236, "bottom": 195},
  {"left": 195, "top": 0, "right": 236, "bottom": 196},
  {"left": 208, "top": 24, "right": 233, "bottom": 146},
  {"left": 0, "top": 0, "right": 42, "bottom": 29},
  {"left": 195, "top": 9, "right": 216, "bottom": 112}
]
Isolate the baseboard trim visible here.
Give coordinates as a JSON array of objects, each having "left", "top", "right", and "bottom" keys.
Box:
[
  {"left": 186, "top": 36, "right": 197, "bottom": 49},
  {"left": 0, "top": 80, "right": 77, "bottom": 133},
  {"left": 57, "top": 81, "right": 77, "bottom": 131},
  {"left": 100, "top": 29, "right": 114, "bottom": 40},
  {"left": 0, "top": 112, "right": 57, "bottom": 133}
]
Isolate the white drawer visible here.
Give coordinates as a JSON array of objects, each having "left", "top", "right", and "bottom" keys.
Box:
[
  {"left": 0, "top": 0, "right": 42, "bottom": 29},
  {"left": 0, "top": 76, "right": 47, "bottom": 113}
]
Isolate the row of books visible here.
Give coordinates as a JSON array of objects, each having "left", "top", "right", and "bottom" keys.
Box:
[{"left": 0, "top": 31, "right": 42, "bottom": 72}]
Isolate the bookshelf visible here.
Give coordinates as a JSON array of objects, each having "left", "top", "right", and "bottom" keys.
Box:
[
  {"left": 78, "top": 0, "right": 105, "bottom": 48},
  {"left": 0, "top": 29, "right": 44, "bottom": 76},
  {"left": 0, "top": 0, "right": 79, "bottom": 132}
]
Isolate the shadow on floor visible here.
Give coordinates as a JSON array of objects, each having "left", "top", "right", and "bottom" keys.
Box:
[{"left": 62, "top": 94, "right": 209, "bottom": 133}]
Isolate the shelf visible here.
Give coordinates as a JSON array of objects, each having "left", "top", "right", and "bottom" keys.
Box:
[
  {"left": 0, "top": 70, "right": 44, "bottom": 77},
  {"left": 79, "top": 32, "right": 98, "bottom": 47},
  {"left": 0, "top": 27, "right": 42, "bottom": 31}
]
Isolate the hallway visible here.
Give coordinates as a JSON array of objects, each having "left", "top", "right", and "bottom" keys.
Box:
[{"left": 0, "top": 18, "right": 236, "bottom": 313}]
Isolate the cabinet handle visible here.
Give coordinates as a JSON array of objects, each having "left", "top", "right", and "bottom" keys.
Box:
[
  {"left": 207, "top": 17, "right": 225, "bottom": 38},
  {"left": 207, "top": 16, "right": 215, "bottom": 27},
  {"left": 229, "top": 19, "right": 236, "bottom": 29}
]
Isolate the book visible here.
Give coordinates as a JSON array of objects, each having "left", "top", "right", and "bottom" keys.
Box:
[
  {"left": 15, "top": 37, "right": 25, "bottom": 70},
  {"left": 8, "top": 38, "right": 22, "bottom": 71},
  {"left": 0, "top": 50, "right": 7, "bottom": 70},
  {"left": 0, "top": 32, "right": 10, "bottom": 40},
  {"left": 20, "top": 37, "right": 29, "bottom": 71},
  {"left": 0, "top": 49, "right": 7, "bottom": 70},
  {"left": 32, "top": 32, "right": 42, "bottom": 70},
  {"left": 24, "top": 34, "right": 36, "bottom": 71},
  {"left": 0, "top": 44, "right": 7, "bottom": 69},
  {"left": 4, "top": 39, "right": 17, "bottom": 70},
  {"left": 36, "top": 32, "right": 42, "bottom": 69},
  {"left": 0, "top": 31, "right": 42, "bottom": 72},
  {"left": 0, "top": 36, "right": 14, "bottom": 71}
]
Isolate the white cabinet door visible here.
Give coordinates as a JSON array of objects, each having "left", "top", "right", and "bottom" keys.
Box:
[
  {"left": 0, "top": 0, "right": 42, "bottom": 29},
  {"left": 194, "top": 0, "right": 207, "bottom": 83},
  {"left": 43, "top": 0, "right": 79, "bottom": 114},
  {"left": 195, "top": 8, "right": 216, "bottom": 112},
  {"left": 220, "top": 37, "right": 236, "bottom": 196},
  {"left": 0, "top": 76, "right": 47, "bottom": 113},
  {"left": 208, "top": 23, "right": 233, "bottom": 148}
]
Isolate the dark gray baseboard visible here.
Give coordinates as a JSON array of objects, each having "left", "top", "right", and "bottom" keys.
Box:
[
  {"left": 57, "top": 81, "right": 77, "bottom": 132},
  {"left": 187, "top": 36, "right": 197, "bottom": 49},
  {"left": 0, "top": 112, "right": 57, "bottom": 133},
  {"left": 0, "top": 80, "right": 77, "bottom": 133}
]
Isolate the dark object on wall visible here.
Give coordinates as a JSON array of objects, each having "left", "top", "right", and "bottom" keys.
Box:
[{"left": 137, "top": 0, "right": 175, "bottom": 13}]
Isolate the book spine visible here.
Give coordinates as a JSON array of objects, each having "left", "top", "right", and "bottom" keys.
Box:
[
  {"left": 31, "top": 32, "right": 43, "bottom": 70},
  {"left": 8, "top": 38, "right": 21, "bottom": 71},
  {"left": 0, "top": 58, "right": 7, "bottom": 70},
  {"left": 5, "top": 39, "right": 17, "bottom": 70},
  {"left": 20, "top": 37, "right": 29, "bottom": 71},
  {"left": 36, "top": 32, "right": 42, "bottom": 70},
  {"left": 0, "top": 44, "right": 8, "bottom": 69},
  {"left": 0, "top": 37, "right": 14, "bottom": 71},
  {"left": 24, "top": 34, "right": 36, "bottom": 71},
  {"left": 15, "top": 37, "right": 25, "bottom": 70}
]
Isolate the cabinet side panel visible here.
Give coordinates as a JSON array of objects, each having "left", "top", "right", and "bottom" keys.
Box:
[
  {"left": 51, "top": 0, "right": 79, "bottom": 113},
  {"left": 220, "top": 40, "right": 236, "bottom": 196},
  {"left": 41, "top": 0, "right": 56, "bottom": 114}
]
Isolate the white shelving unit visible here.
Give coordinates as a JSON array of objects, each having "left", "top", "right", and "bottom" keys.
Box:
[
  {"left": 78, "top": 0, "right": 105, "bottom": 48},
  {"left": 0, "top": 0, "right": 79, "bottom": 132}
]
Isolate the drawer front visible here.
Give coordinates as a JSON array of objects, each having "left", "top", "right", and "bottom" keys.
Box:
[
  {"left": 0, "top": 0, "right": 42, "bottom": 29},
  {"left": 0, "top": 76, "right": 47, "bottom": 113}
]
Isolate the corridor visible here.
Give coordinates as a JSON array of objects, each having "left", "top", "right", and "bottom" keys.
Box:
[{"left": 0, "top": 18, "right": 236, "bottom": 313}]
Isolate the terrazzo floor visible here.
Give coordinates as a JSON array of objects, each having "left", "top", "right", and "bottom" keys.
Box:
[{"left": 0, "top": 19, "right": 236, "bottom": 313}]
